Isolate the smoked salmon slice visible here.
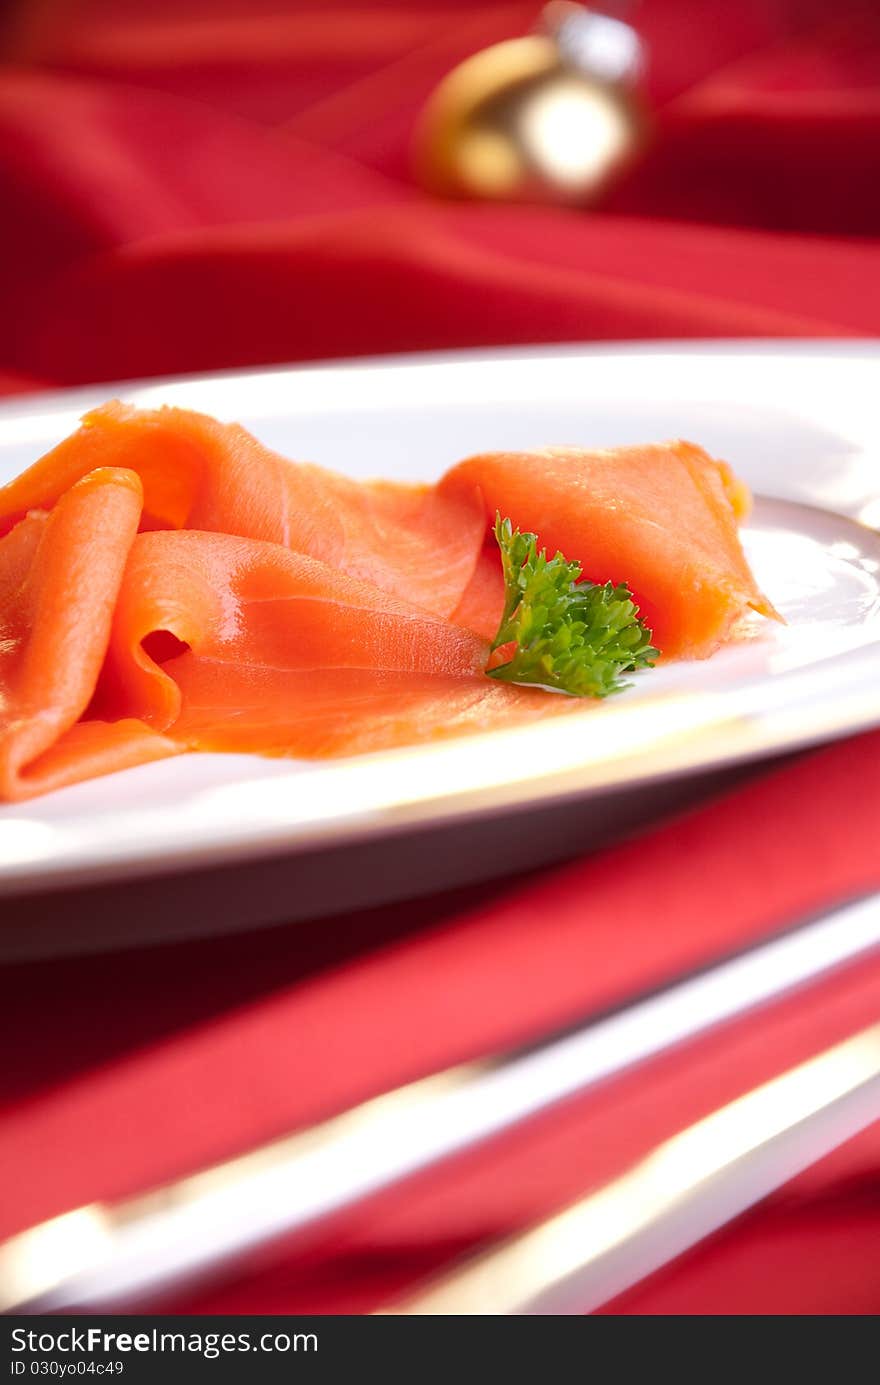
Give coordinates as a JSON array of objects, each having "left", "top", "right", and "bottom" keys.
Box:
[
  {"left": 0, "top": 404, "right": 774, "bottom": 802},
  {"left": 0, "top": 402, "right": 485, "bottom": 619},
  {"left": 0, "top": 468, "right": 176, "bottom": 801},
  {"left": 441, "top": 442, "right": 778, "bottom": 659},
  {"left": 97, "top": 528, "right": 565, "bottom": 759}
]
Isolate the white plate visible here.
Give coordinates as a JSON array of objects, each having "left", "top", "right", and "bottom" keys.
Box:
[{"left": 2, "top": 342, "right": 880, "bottom": 957}]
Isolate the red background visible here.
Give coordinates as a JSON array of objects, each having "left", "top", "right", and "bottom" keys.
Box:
[
  {"left": 2, "top": 0, "right": 879, "bottom": 390},
  {"left": 0, "top": 0, "right": 879, "bottom": 1314}
]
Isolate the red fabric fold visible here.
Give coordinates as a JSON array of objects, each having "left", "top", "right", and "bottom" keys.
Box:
[
  {"left": 2, "top": 729, "right": 880, "bottom": 1312},
  {"left": 1, "top": 0, "right": 879, "bottom": 1315},
  {"left": 2, "top": 1, "right": 879, "bottom": 381}
]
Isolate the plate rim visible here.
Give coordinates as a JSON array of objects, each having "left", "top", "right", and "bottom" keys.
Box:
[{"left": 1, "top": 335, "right": 878, "bottom": 421}]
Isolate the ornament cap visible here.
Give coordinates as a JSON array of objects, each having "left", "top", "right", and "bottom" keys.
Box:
[{"left": 542, "top": 3, "right": 645, "bottom": 85}]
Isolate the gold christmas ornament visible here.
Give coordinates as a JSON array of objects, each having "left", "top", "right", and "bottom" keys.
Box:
[{"left": 413, "top": 3, "right": 650, "bottom": 205}]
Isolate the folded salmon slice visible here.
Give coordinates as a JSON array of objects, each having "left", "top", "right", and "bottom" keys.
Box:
[
  {"left": 0, "top": 468, "right": 176, "bottom": 801},
  {"left": 0, "top": 401, "right": 486, "bottom": 620},
  {"left": 0, "top": 405, "right": 774, "bottom": 802},
  {"left": 96, "top": 528, "right": 565, "bottom": 759},
  {"left": 441, "top": 441, "right": 778, "bottom": 659},
  {"left": 0, "top": 469, "right": 573, "bottom": 799}
]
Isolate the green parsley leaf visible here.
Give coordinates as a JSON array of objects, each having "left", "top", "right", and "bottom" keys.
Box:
[{"left": 487, "top": 514, "right": 658, "bottom": 698}]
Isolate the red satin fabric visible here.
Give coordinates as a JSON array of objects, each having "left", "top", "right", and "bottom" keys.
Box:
[
  {"left": 1, "top": 0, "right": 879, "bottom": 1315},
  {"left": 1, "top": 0, "right": 879, "bottom": 386}
]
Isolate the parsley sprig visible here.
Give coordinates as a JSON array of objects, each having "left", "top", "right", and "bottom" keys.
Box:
[{"left": 487, "top": 515, "right": 658, "bottom": 697}]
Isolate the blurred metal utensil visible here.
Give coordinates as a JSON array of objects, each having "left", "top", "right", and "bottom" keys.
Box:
[
  {"left": 2, "top": 892, "right": 879, "bottom": 1313},
  {"left": 388, "top": 1021, "right": 880, "bottom": 1314}
]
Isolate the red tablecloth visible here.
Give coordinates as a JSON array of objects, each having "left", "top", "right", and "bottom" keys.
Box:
[{"left": 1, "top": 0, "right": 879, "bottom": 1315}]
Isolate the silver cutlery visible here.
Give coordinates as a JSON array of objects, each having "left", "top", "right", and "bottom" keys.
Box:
[
  {"left": 388, "top": 1020, "right": 880, "bottom": 1313},
  {"left": 2, "top": 890, "right": 878, "bottom": 1313}
]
